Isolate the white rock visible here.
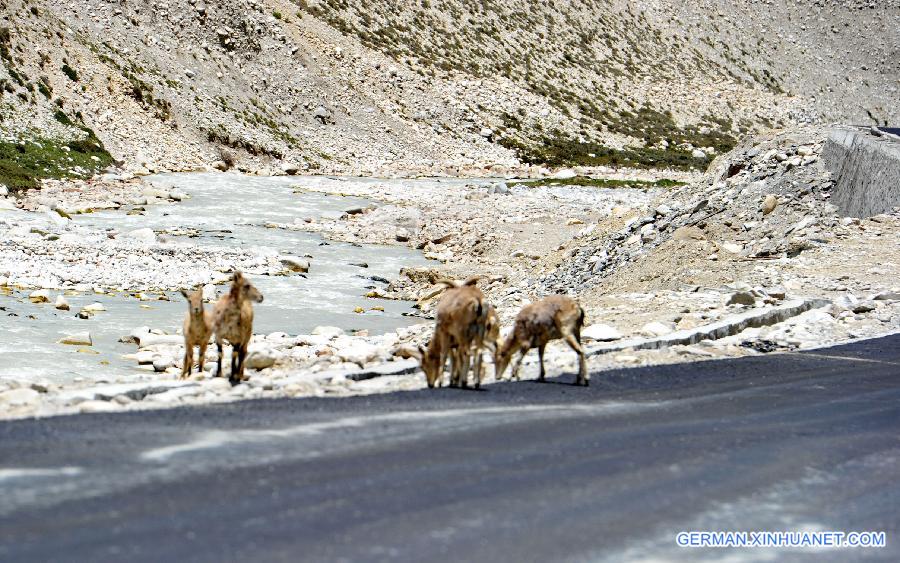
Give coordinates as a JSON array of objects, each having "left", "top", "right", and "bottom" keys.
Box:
[
  {"left": 245, "top": 347, "right": 279, "bottom": 370},
  {"left": 54, "top": 295, "right": 70, "bottom": 310},
  {"left": 581, "top": 324, "right": 622, "bottom": 342},
  {"left": 337, "top": 341, "right": 382, "bottom": 366},
  {"left": 552, "top": 169, "right": 577, "bottom": 180},
  {"left": 0, "top": 388, "right": 41, "bottom": 406},
  {"left": 137, "top": 334, "right": 183, "bottom": 347},
  {"left": 117, "top": 228, "right": 157, "bottom": 244},
  {"left": 641, "top": 321, "right": 676, "bottom": 337},
  {"left": 722, "top": 242, "right": 743, "bottom": 254},
  {"left": 58, "top": 332, "right": 92, "bottom": 346},
  {"left": 202, "top": 284, "right": 217, "bottom": 302},
  {"left": 692, "top": 149, "right": 707, "bottom": 159},
  {"left": 82, "top": 302, "right": 106, "bottom": 313},
  {"left": 311, "top": 326, "right": 344, "bottom": 339},
  {"left": 279, "top": 255, "right": 310, "bottom": 273},
  {"left": 29, "top": 289, "right": 50, "bottom": 303},
  {"left": 79, "top": 400, "right": 118, "bottom": 413}
]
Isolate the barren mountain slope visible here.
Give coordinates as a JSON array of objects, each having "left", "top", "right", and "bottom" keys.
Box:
[{"left": 0, "top": 0, "right": 895, "bottom": 181}]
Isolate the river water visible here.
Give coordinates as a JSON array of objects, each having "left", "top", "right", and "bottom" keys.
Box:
[{"left": 0, "top": 173, "right": 439, "bottom": 382}]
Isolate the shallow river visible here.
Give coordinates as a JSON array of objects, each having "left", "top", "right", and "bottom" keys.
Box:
[{"left": 0, "top": 173, "right": 446, "bottom": 382}]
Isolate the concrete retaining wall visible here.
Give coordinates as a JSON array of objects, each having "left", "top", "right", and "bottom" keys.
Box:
[{"left": 822, "top": 126, "right": 900, "bottom": 217}]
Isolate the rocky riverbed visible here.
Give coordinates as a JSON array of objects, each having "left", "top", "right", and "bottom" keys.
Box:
[{"left": 1, "top": 126, "right": 899, "bottom": 420}]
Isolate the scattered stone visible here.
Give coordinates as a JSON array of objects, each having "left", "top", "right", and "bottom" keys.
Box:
[
  {"left": 82, "top": 302, "right": 106, "bottom": 313},
  {"left": 762, "top": 194, "right": 778, "bottom": 215},
  {"left": 58, "top": 332, "right": 92, "bottom": 346},
  {"left": 641, "top": 321, "right": 676, "bottom": 337},
  {"left": 54, "top": 295, "right": 70, "bottom": 310},
  {"left": 0, "top": 388, "right": 41, "bottom": 407},
  {"left": 29, "top": 289, "right": 50, "bottom": 303},
  {"left": 117, "top": 228, "right": 157, "bottom": 244},
  {"left": 279, "top": 256, "right": 310, "bottom": 273},
  {"left": 727, "top": 291, "right": 756, "bottom": 306},
  {"left": 673, "top": 226, "right": 706, "bottom": 241},
  {"left": 312, "top": 326, "right": 344, "bottom": 339},
  {"left": 552, "top": 169, "right": 577, "bottom": 180},
  {"left": 582, "top": 324, "right": 622, "bottom": 342},
  {"left": 245, "top": 348, "right": 278, "bottom": 370}
]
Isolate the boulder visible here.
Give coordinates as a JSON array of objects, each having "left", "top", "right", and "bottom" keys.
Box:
[
  {"left": 552, "top": 169, "right": 577, "bottom": 180},
  {"left": 727, "top": 291, "right": 756, "bottom": 306},
  {"left": 312, "top": 326, "right": 344, "bottom": 339},
  {"left": 59, "top": 332, "right": 92, "bottom": 346},
  {"left": 672, "top": 226, "right": 706, "bottom": 241},
  {"left": 581, "top": 324, "right": 622, "bottom": 342},
  {"left": 762, "top": 194, "right": 778, "bottom": 215},
  {"left": 29, "top": 289, "right": 50, "bottom": 303},
  {"left": 54, "top": 295, "right": 70, "bottom": 310},
  {"left": 0, "top": 388, "right": 41, "bottom": 407},
  {"left": 117, "top": 228, "right": 157, "bottom": 244},
  {"left": 337, "top": 341, "right": 382, "bottom": 366},
  {"left": 641, "top": 321, "right": 676, "bottom": 337},
  {"left": 279, "top": 255, "right": 310, "bottom": 273},
  {"left": 313, "top": 106, "right": 333, "bottom": 124},
  {"left": 245, "top": 347, "right": 279, "bottom": 370}
]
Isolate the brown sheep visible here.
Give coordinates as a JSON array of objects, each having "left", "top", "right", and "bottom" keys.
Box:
[
  {"left": 397, "top": 276, "right": 489, "bottom": 388},
  {"left": 179, "top": 288, "right": 213, "bottom": 379},
  {"left": 212, "top": 271, "right": 263, "bottom": 385},
  {"left": 495, "top": 295, "right": 588, "bottom": 386}
]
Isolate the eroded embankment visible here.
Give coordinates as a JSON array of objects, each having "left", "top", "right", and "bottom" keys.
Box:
[{"left": 823, "top": 126, "right": 900, "bottom": 217}]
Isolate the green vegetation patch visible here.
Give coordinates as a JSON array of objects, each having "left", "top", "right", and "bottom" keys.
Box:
[
  {"left": 0, "top": 127, "right": 113, "bottom": 193},
  {"left": 510, "top": 176, "right": 684, "bottom": 190},
  {"left": 500, "top": 134, "right": 716, "bottom": 171}
]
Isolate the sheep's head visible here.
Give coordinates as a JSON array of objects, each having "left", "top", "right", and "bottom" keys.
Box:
[
  {"left": 394, "top": 344, "right": 442, "bottom": 388},
  {"left": 180, "top": 288, "right": 204, "bottom": 316},
  {"left": 231, "top": 271, "right": 264, "bottom": 304}
]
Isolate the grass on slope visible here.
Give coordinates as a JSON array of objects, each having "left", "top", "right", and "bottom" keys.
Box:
[
  {"left": 0, "top": 127, "right": 113, "bottom": 193},
  {"left": 510, "top": 176, "right": 684, "bottom": 189}
]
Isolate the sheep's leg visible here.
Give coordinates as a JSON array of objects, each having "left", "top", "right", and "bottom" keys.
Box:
[
  {"left": 216, "top": 342, "right": 224, "bottom": 378},
  {"left": 564, "top": 333, "right": 589, "bottom": 386},
  {"left": 473, "top": 350, "right": 484, "bottom": 389},
  {"left": 230, "top": 346, "right": 239, "bottom": 384},
  {"left": 236, "top": 342, "right": 248, "bottom": 382},
  {"left": 198, "top": 342, "right": 208, "bottom": 374},
  {"left": 537, "top": 344, "right": 547, "bottom": 382},
  {"left": 510, "top": 347, "right": 528, "bottom": 381},
  {"left": 181, "top": 343, "right": 193, "bottom": 379},
  {"left": 459, "top": 351, "right": 470, "bottom": 389}
]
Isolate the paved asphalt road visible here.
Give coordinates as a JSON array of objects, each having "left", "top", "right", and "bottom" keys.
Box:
[{"left": 1, "top": 335, "right": 899, "bottom": 562}]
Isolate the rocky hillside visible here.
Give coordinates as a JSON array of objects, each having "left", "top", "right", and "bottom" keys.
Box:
[{"left": 0, "top": 0, "right": 896, "bottom": 185}]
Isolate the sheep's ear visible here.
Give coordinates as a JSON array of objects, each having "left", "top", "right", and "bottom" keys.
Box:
[{"left": 180, "top": 289, "right": 190, "bottom": 299}]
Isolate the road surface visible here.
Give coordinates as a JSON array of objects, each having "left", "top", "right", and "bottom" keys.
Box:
[{"left": 1, "top": 335, "right": 899, "bottom": 561}]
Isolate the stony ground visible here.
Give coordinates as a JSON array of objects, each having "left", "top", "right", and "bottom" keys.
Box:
[{"left": 1, "top": 125, "right": 899, "bottom": 419}]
